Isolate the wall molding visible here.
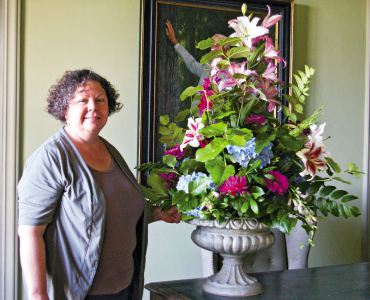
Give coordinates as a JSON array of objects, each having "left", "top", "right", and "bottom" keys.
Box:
[
  {"left": 0, "top": 0, "right": 20, "bottom": 299},
  {"left": 363, "top": 0, "right": 370, "bottom": 261}
]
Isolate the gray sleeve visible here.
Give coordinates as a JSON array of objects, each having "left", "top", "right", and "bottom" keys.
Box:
[
  {"left": 18, "top": 145, "right": 64, "bottom": 225},
  {"left": 175, "top": 44, "right": 205, "bottom": 78}
]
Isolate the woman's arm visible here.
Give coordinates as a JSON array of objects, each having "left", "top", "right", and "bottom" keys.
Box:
[
  {"left": 148, "top": 206, "right": 181, "bottom": 224},
  {"left": 18, "top": 224, "right": 49, "bottom": 300}
]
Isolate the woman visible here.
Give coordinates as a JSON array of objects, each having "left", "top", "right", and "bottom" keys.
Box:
[{"left": 18, "top": 69, "right": 181, "bottom": 300}]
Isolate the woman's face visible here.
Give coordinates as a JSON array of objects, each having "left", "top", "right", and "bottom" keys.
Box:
[{"left": 65, "top": 80, "right": 109, "bottom": 137}]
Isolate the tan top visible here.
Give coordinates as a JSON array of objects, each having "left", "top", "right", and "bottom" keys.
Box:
[{"left": 88, "top": 159, "right": 144, "bottom": 295}]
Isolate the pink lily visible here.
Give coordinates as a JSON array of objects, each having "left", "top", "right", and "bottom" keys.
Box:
[
  {"left": 296, "top": 143, "right": 329, "bottom": 177},
  {"left": 257, "top": 78, "right": 280, "bottom": 112},
  {"left": 228, "top": 16, "right": 269, "bottom": 48},
  {"left": 262, "top": 62, "right": 279, "bottom": 81},
  {"left": 180, "top": 117, "right": 205, "bottom": 151},
  {"left": 262, "top": 5, "right": 283, "bottom": 29}
]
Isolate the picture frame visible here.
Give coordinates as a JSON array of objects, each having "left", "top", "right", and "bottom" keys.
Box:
[{"left": 138, "top": 0, "right": 294, "bottom": 179}]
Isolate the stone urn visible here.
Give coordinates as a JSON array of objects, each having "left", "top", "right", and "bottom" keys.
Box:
[{"left": 188, "top": 218, "right": 274, "bottom": 297}]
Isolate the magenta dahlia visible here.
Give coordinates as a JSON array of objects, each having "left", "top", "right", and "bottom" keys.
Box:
[
  {"left": 264, "top": 170, "right": 289, "bottom": 195},
  {"left": 219, "top": 175, "right": 248, "bottom": 197}
]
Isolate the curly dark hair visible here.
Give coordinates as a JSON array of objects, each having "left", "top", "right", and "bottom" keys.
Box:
[{"left": 46, "top": 69, "right": 122, "bottom": 122}]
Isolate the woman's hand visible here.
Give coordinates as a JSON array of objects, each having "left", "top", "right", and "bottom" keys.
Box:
[
  {"left": 160, "top": 206, "right": 181, "bottom": 223},
  {"left": 165, "top": 20, "right": 178, "bottom": 45},
  {"left": 149, "top": 206, "right": 181, "bottom": 223}
]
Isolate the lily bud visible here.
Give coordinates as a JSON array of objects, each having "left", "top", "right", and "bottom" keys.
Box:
[{"left": 241, "top": 3, "right": 247, "bottom": 16}]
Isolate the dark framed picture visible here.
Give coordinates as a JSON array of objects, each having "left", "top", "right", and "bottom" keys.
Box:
[{"left": 138, "top": 0, "right": 293, "bottom": 177}]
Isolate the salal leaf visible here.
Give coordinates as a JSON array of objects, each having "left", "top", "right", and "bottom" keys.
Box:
[
  {"left": 200, "top": 50, "right": 223, "bottom": 64},
  {"left": 196, "top": 138, "right": 229, "bottom": 162},
  {"left": 180, "top": 86, "right": 203, "bottom": 101},
  {"left": 174, "top": 109, "right": 190, "bottom": 122},
  {"left": 200, "top": 122, "right": 227, "bottom": 137},
  {"left": 226, "top": 46, "right": 250, "bottom": 59},
  {"left": 148, "top": 173, "right": 167, "bottom": 193},
  {"left": 226, "top": 128, "right": 253, "bottom": 146},
  {"left": 162, "top": 155, "right": 177, "bottom": 168},
  {"left": 179, "top": 159, "right": 204, "bottom": 175},
  {"left": 160, "top": 115, "right": 170, "bottom": 125},
  {"left": 205, "top": 156, "right": 235, "bottom": 185},
  {"left": 219, "top": 37, "right": 242, "bottom": 47},
  {"left": 196, "top": 37, "right": 215, "bottom": 50},
  {"left": 189, "top": 177, "right": 211, "bottom": 195}
]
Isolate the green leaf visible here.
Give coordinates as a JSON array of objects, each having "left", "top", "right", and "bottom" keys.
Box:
[
  {"left": 159, "top": 115, "right": 170, "bottom": 125},
  {"left": 277, "top": 128, "right": 305, "bottom": 151},
  {"left": 162, "top": 155, "right": 177, "bottom": 167},
  {"left": 226, "top": 46, "right": 250, "bottom": 59},
  {"left": 307, "top": 181, "right": 323, "bottom": 194},
  {"left": 189, "top": 177, "right": 211, "bottom": 195},
  {"left": 159, "top": 126, "right": 170, "bottom": 135},
  {"left": 320, "top": 186, "right": 336, "bottom": 197},
  {"left": 174, "top": 109, "right": 190, "bottom": 122},
  {"left": 294, "top": 74, "right": 304, "bottom": 90},
  {"left": 214, "top": 111, "right": 236, "bottom": 120},
  {"left": 196, "top": 37, "right": 215, "bottom": 50},
  {"left": 326, "top": 157, "right": 341, "bottom": 173},
  {"left": 219, "top": 37, "right": 242, "bottom": 47},
  {"left": 341, "top": 195, "right": 358, "bottom": 203},
  {"left": 331, "top": 190, "right": 348, "bottom": 200},
  {"left": 140, "top": 186, "right": 167, "bottom": 202},
  {"left": 200, "top": 50, "right": 223, "bottom": 64},
  {"left": 199, "top": 122, "right": 227, "bottom": 137},
  {"left": 239, "top": 99, "right": 257, "bottom": 126},
  {"left": 216, "top": 59, "right": 231, "bottom": 69},
  {"left": 196, "top": 138, "right": 229, "bottom": 162},
  {"left": 148, "top": 173, "right": 167, "bottom": 193},
  {"left": 205, "top": 156, "right": 235, "bottom": 185},
  {"left": 250, "top": 186, "right": 265, "bottom": 199},
  {"left": 241, "top": 201, "right": 249, "bottom": 213},
  {"left": 172, "top": 190, "right": 189, "bottom": 204},
  {"left": 180, "top": 86, "right": 203, "bottom": 101},
  {"left": 250, "top": 198, "right": 259, "bottom": 214},
  {"left": 294, "top": 103, "right": 304, "bottom": 114},
  {"left": 226, "top": 128, "right": 253, "bottom": 146},
  {"left": 179, "top": 159, "right": 203, "bottom": 175}
]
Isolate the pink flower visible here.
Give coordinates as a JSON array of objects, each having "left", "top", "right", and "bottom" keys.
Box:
[
  {"left": 159, "top": 172, "right": 177, "bottom": 190},
  {"left": 199, "top": 140, "right": 208, "bottom": 148},
  {"left": 257, "top": 78, "right": 280, "bottom": 112},
  {"left": 262, "top": 62, "right": 279, "bottom": 82},
  {"left": 264, "top": 170, "right": 289, "bottom": 195},
  {"left": 198, "top": 89, "right": 214, "bottom": 114},
  {"left": 219, "top": 175, "right": 248, "bottom": 197},
  {"left": 202, "top": 78, "right": 212, "bottom": 90},
  {"left": 263, "top": 36, "right": 286, "bottom": 65},
  {"left": 164, "top": 144, "right": 185, "bottom": 160},
  {"left": 180, "top": 117, "right": 205, "bottom": 151},
  {"left": 262, "top": 6, "right": 283, "bottom": 29},
  {"left": 246, "top": 114, "right": 267, "bottom": 126},
  {"left": 296, "top": 123, "right": 330, "bottom": 177},
  {"left": 213, "top": 62, "right": 256, "bottom": 91},
  {"left": 228, "top": 16, "right": 269, "bottom": 48},
  {"left": 296, "top": 143, "right": 329, "bottom": 177}
]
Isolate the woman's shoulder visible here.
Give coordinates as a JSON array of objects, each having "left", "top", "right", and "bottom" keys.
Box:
[{"left": 25, "top": 129, "right": 71, "bottom": 167}]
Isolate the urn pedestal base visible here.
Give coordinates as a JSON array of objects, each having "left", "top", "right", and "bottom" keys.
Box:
[{"left": 188, "top": 219, "right": 274, "bottom": 297}]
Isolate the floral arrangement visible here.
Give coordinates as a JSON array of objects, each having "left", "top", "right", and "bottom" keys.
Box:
[{"left": 139, "top": 4, "right": 361, "bottom": 243}]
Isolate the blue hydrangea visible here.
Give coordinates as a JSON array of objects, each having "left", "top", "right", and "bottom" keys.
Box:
[
  {"left": 176, "top": 172, "right": 212, "bottom": 194},
  {"left": 255, "top": 143, "right": 274, "bottom": 168},
  {"left": 184, "top": 206, "right": 205, "bottom": 218},
  {"left": 226, "top": 138, "right": 256, "bottom": 167}
]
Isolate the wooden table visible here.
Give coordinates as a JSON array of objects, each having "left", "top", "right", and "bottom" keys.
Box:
[{"left": 145, "top": 262, "right": 370, "bottom": 299}]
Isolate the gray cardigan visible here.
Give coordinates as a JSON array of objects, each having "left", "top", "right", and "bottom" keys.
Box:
[{"left": 18, "top": 128, "right": 148, "bottom": 300}]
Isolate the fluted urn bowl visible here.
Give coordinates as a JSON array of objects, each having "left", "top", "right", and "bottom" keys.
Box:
[{"left": 188, "top": 218, "right": 274, "bottom": 297}]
